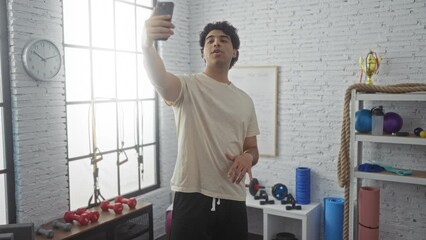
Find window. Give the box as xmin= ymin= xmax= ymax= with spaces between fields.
xmin=0 ymin=0 xmax=15 ymax=224
xmin=63 ymin=0 xmax=158 ymax=210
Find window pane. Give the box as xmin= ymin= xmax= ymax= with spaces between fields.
xmin=136 ymin=6 xmax=152 ymax=53
xmin=0 ymin=174 xmax=6 ymax=224
xmin=65 ymin=0 xmax=158 ymax=210
xmin=115 ymin=2 xmax=136 ymax=51
xmin=0 ymin=110 xmax=4 ymax=169
xmin=117 ymin=52 xmax=137 ymax=99
xmin=91 ymin=0 xmax=114 ymax=49
xmin=137 ymin=54 xmax=155 ymax=99
xmin=118 ymin=102 xmax=137 ymax=148
xmin=93 ymin=50 xmax=115 ymax=99
xmin=141 ymin=100 xmax=155 ymax=144
xmin=63 ymin=0 xmax=89 ymax=46
xmin=67 ymin=104 xmax=91 ymax=158
xmin=141 ymin=145 xmax=156 ymax=188
xmin=98 ymin=153 xmax=118 ymax=200
xmin=65 ymin=48 xmax=91 ymax=102
xmin=136 ymin=0 xmax=153 ymax=7
xmin=69 ymin=158 xmax=93 ymax=210
xmin=119 ymin=149 xmax=139 ymax=194
xmin=95 ymin=102 xmax=117 ymax=152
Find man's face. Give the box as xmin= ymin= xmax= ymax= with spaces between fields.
xmin=203 ymin=30 xmax=237 ymax=68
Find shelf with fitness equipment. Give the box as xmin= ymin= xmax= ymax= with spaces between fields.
xmin=355 ymin=92 xmax=426 ymax=101
xmin=343 ymin=86 xmax=426 ymax=240
xmin=245 ymin=194 xmax=321 ymax=240
xmin=245 ymin=178 xmax=321 ymax=240
xmin=354 ymin=133 xmax=426 ymax=145
xmin=35 ymin=201 xmax=153 ymax=240
xmin=353 ymin=168 xmax=426 ymax=186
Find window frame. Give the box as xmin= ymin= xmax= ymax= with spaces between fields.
xmin=63 ymin=0 xmax=160 ymax=209
xmin=0 ymin=0 xmax=16 ymax=224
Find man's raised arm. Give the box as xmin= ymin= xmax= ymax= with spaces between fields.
xmin=142 ymin=14 xmax=181 ymax=103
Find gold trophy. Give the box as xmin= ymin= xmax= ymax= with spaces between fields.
xmin=359 ymin=50 xmax=381 ymax=85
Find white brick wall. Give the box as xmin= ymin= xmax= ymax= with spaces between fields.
xmin=7 ymin=0 xmax=68 ymax=225
xmin=181 ymin=0 xmax=425 ymax=239
xmin=5 ymin=0 xmax=426 ymax=239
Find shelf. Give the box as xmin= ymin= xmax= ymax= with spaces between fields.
xmin=35 ymin=202 xmax=153 ymax=240
xmin=355 ymin=92 xmax=426 ymax=101
xmin=354 ymin=168 xmax=426 ymax=185
xmin=349 ymin=90 xmax=426 ymax=240
xmin=246 ymin=194 xmax=320 ymax=218
xmin=355 ymin=133 xmax=426 ymax=145
xmin=246 ymin=193 xmax=321 ymax=240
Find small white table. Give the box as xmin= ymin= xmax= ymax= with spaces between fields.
xmin=246 ymin=195 xmax=321 ymax=240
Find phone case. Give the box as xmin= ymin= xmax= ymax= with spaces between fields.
xmin=154 ymin=2 xmax=174 ymax=17
xmin=154 ymin=2 xmax=174 ymax=41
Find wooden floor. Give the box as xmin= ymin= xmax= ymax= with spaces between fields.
xmin=156 ymin=233 xmax=263 ymax=240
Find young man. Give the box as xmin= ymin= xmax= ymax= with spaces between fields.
xmin=143 ymin=14 xmax=259 ymax=240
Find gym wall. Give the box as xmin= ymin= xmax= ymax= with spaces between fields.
xmin=5 ymin=0 xmax=426 ymax=239
xmin=161 ymin=0 xmax=426 ymax=239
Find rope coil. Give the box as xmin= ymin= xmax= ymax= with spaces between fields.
xmin=338 ymin=83 xmax=426 ymax=240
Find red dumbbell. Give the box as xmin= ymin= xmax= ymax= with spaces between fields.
xmin=100 ymin=200 xmax=123 ymax=214
xmin=115 ymin=196 xmax=137 ymax=209
xmin=63 ymin=211 xmax=90 ymax=226
xmin=74 ymin=208 xmax=100 ymax=222
xmin=74 ymin=207 xmax=88 ymax=215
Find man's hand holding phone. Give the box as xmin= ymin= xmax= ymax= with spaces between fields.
xmin=142 ymin=2 xmax=175 ymax=48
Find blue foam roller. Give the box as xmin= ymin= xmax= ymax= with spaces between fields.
xmin=295 ymin=167 xmax=311 ymax=204
xmin=324 ymin=197 xmax=344 ymax=240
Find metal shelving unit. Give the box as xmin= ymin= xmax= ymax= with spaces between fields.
xmin=348 ymin=91 xmax=426 ymax=240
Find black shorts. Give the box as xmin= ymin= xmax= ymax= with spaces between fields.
xmin=170 ymin=192 xmax=248 ymax=240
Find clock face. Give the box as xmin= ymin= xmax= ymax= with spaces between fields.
xmin=22 ymin=39 xmax=61 ymax=81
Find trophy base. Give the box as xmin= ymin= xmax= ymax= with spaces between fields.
xmin=365 ymin=77 xmax=374 ymax=85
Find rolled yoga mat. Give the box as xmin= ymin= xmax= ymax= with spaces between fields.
xmin=358 ymin=186 xmax=380 ymax=240
xmin=358 ymin=224 xmax=379 ymax=240
xmin=295 ymin=167 xmax=311 ymax=204
xmin=324 ymin=197 xmax=344 ymax=240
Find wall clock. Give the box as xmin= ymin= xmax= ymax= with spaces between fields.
xmin=22 ymin=38 xmax=61 ymax=81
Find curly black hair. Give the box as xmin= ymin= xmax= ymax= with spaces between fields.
xmin=199 ymin=21 xmax=240 ymax=69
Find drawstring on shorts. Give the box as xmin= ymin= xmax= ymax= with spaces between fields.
xmin=210 ymin=197 xmax=221 ymax=211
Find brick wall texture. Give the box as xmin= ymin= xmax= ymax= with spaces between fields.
xmin=6 ymin=0 xmax=426 ymax=239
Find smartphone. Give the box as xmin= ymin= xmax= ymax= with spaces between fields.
xmin=153 ymin=2 xmax=174 ymax=19
xmin=153 ymin=2 xmax=174 ymax=41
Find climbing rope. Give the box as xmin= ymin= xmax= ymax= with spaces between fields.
xmin=338 ymin=83 xmax=426 ymax=240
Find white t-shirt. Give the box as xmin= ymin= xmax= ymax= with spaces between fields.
xmin=169 ymin=73 xmax=260 ymax=201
